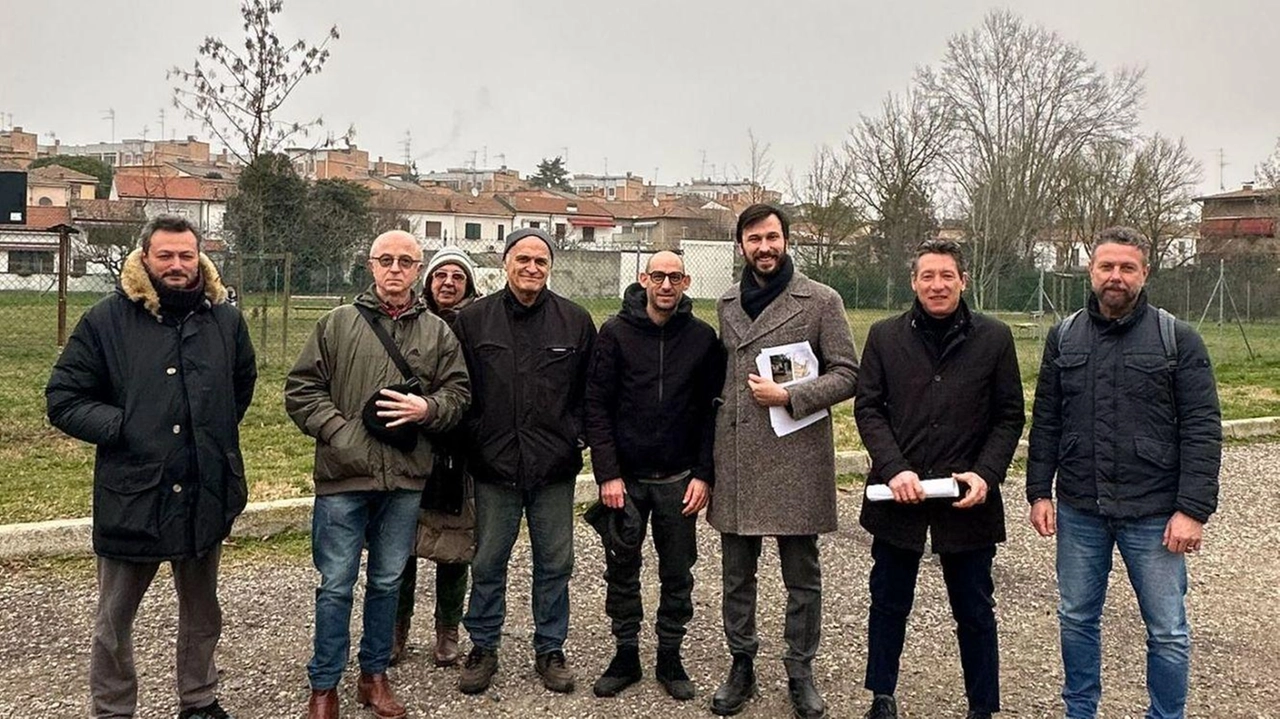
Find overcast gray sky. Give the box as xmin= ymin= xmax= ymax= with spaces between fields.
xmin=3 ymin=0 xmax=1277 ymax=196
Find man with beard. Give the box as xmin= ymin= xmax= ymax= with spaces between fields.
xmin=46 ymin=215 xmax=257 ymax=719
xmin=391 ymin=248 xmax=482 ymax=668
xmin=854 ymin=240 xmax=1024 ymax=719
xmin=584 ymin=250 xmax=723 ymax=701
xmin=709 ymin=204 xmax=859 ymax=719
xmin=1027 ymin=226 xmax=1221 ymax=719
xmin=452 ymin=228 xmax=596 ymax=696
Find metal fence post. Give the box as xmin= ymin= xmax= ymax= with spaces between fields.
xmin=57 ymin=226 xmax=71 ymax=347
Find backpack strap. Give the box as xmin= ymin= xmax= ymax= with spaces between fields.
xmin=1056 ymin=308 xmax=1087 ymax=355
xmin=1156 ymin=307 xmax=1178 ymax=373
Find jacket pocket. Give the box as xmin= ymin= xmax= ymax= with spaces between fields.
xmin=96 ymin=460 xmax=164 ymax=541
xmin=316 ymin=419 xmax=372 ymax=480
xmin=1123 ymin=353 xmax=1171 ymax=401
xmin=1054 ymin=353 xmax=1089 ymax=396
xmin=1134 ymin=436 xmax=1178 ymax=470
xmin=537 ymin=345 xmax=579 ymax=412
xmin=224 ymin=449 xmax=248 ymax=524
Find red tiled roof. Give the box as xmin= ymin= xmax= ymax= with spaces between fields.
xmin=114 ymin=174 xmax=237 ymax=202
xmin=7 ymin=205 xmax=73 ymax=231
xmin=70 ymin=199 xmax=147 ymax=223
xmin=502 ymin=192 xmax=611 ymax=218
xmin=29 ymin=164 xmax=98 ymax=184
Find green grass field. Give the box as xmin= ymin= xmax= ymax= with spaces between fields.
xmin=2 ymin=291 xmax=1277 ymax=524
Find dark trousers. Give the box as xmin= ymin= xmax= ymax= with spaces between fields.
xmin=864 ymin=538 xmax=1000 ymax=713
xmin=90 ymin=546 xmax=222 ymax=719
xmin=603 ymin=477 xmax=698 ymax=649
xmin=721 ymin=533 xmax=822 ymax=679
xmin=396 ymin=558 xmax=469 ymax=627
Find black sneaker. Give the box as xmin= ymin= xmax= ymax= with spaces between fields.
xmin=593 ymin=645 xmax=642 ymax=697
xmin=864 ymin=694 xmax=898 ymax=719
xmin=535 ymin=649 xmax=576 ymax=693
xmin=710 ymin=653 xmax=756 ymax=716
xmin=966 ymin=712 xmax=993 ymax=719
xmin=458 ymin=646 xmax=499 ymax=695
xmin=178 ymin=701 xmax=231 ymax=719
xmin=655 ymin=646 xmax=695 ymax=701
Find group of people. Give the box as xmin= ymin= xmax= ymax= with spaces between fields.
xmin=46 ymin=206 xmax=1221 ymax=719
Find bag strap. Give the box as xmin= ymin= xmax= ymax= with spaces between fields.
xmin=1056 ymin=308 xmax=1086 ymax=355
xmin=1156 ymin=307 xmax=1178 ymax=373
xmin=354 ymin=304 xmax=420 ymax=389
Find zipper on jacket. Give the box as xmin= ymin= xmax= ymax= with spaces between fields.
xmin=658 ymin=327 xmax=665 ymax=403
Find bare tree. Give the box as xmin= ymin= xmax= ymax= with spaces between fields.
xmin=169 ymin=0 xmax=343 ymax=164
xmin=844 ymin=88 xmax=950 ymax=270
xmin=745 ymin=128 xmax=775 ymax=203
xmin=1128 ymin=134 xmax=1202 ymax=272
xmin=920 ymin=9 xmax=1145 ymax=306
xmin=786 ymin=144 xmax=864 ymax=276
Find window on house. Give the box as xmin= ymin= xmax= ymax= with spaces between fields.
xmin=71 ymin=256 xmax=88 ymax=277
xmin=582 ymin=226 xmax=595 ymax=243
xmin=498 ymin=224 xmax=505 ymax=240
xmin=424 ymin=221 xmax=443 ymax=238
xmin=465 ymin=223 xmax=482 ymax=240
xmin=528 ymin=221 xmax=541 ymax=229
xmin=555 ymin=223 xmax=566 ymax=241
xmin=37 ymin=196 xmax=53 ymax=207
xmin=9 ymin=250 xmax=55 ymax=275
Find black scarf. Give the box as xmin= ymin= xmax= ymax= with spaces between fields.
xmin=739 ymin=254 xmax=794 ymax=320
xmin=152 ymin=274 xmax=206 ymax=317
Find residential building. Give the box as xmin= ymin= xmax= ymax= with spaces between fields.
xmin=27 ymin=165 xmax=99 ymax=206
xmin=287 ymin=145 xmax=371 ymax=181
xmin=500 ymin=191 xmax=616 ymax=247
xmin=1194 ymin=183 xmax=1279 ymax=258
xmin=570 ymin=173 xmax=647 ymax=201
xmin=46 ymin=136 xmax=213 ymax=168
xmin=601 ymin=199 xmax=733 ymax=250
xmin=0 ymin=126 xmax=39 ymax=167
xmin=373 ymin=189 xmax=514 ymax=253
xmin=419 ymin=166 xmax=525 ymax=193
xmin=647 ymin=178 xmax=782 ymax=204
xmin=111 ymin=173 xmax=236 ymax=242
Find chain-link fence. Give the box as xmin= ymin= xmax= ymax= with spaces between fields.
xmin=4 ymin=225 xmax=1279 ymax=520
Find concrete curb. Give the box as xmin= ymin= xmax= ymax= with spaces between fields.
xmin=2 ymin=418 xmax=1273 ymax=561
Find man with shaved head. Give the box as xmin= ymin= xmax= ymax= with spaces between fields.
xmin=286 ymin=230 xmax=471 ymax=719
xmin=584 ymin=250 xmax=724 ymax=701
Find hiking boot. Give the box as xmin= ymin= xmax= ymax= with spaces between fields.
xmin=864 ymin=694 xmax=898 ymax=719
xmin=593 ymin=645 xmax=642 ymax=697
xmin=710 ymin=653 xmax=756 ymax=715
xmin=458 ymin=646 xmax=499 ymax=694
xmin=535 ymin=649 xmax=576 ymax=693
xmin=433 ymin=622 xmax=460 ymax=667
xmin=389 ymin=618 xmax=410 ymax=667
xmin=178 ymin=701 xmax=231 ymax=719
xmin=788 ymin=677 xmax=827 ymax=719
xmin=655 ymin=646 xmax=695 ymax=701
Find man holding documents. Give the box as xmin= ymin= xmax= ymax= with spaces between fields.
xmin=709 ymin=203 xmax=859 ymax=719
xmin=1027 ymin=227 xmax=1221 ymax=719
xmin=854 ymin=239 xmax=1024 ymax=719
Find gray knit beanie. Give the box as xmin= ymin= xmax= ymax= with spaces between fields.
xmin=503 ymin=227 xmax=555 ymax=259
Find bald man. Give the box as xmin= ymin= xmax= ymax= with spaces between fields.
xmin=286 ymin=230 xmax=471 ymax=719
xmin=584 ymin=251 xmax=725 ymax=700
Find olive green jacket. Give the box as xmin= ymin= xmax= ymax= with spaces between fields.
xmin=285 ymin=287 xmax=471 ymax=495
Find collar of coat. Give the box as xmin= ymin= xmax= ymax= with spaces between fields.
xmin=119 ymin=248 xmax=228 ymax=320
xmin=719 ymin=269 xmax=817 ymax=348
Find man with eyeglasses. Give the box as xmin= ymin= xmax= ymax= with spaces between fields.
xmin=451 ymin=228 xmax=597 ymax=695
xmin=854 ymin=240 xmax=1024 ymax=719
xmin=583 ymin=250 xmax=724 ymax=701
xmin=286 ymin=230 xmax=471 ymax=719
xmin=391 ymin=248 xmax=481 ymax=668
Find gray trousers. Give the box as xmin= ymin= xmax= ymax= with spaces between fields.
xmin=721 ymin=533 xmax=822 ymax=679
xmin=91 ymin=546 xmax=222 ymax=718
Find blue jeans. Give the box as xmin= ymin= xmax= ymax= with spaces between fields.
xmin=464 ymin=480 xmax=574 ymax=655
xmin=1056 ymin=502 xmax=1190 ymax=719
xmin=308 ymin=490 xmax=420 ymax=690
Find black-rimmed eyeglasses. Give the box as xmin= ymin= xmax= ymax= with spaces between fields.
xmin=370 ymin=255 xmax=421 ymax=269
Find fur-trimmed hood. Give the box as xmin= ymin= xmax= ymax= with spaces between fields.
xmin=118 ymin=248 xmax=228 ymax=319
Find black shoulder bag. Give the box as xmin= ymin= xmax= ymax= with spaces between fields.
xmin=355 ymin=305 xmax=424 ymax=452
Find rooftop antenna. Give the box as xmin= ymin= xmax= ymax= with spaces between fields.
xmin=158 ymin=107 xmax=166 ymax=140
xmin=483 ymin=145 xmax=488 ymax=169
xmin=1215 ymin=148 xmax=1227 ymax=190
xmin=495 ymin=152 xmax=506 ymax=168
xmin=102 ymin=108 xmax=116 ymax=142
xmin=400 ymin=130 xmax=412 ymax=167
xmin=561 ymin=146 xmax=569 ymax=165
xmin=603 ymin=156 xmax=608 ymax=176
xmin=699 ymin=149 xmax=707 ymax=180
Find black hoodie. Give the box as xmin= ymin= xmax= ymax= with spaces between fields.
xmin=585 ymin=283 xmax=725 ymax=484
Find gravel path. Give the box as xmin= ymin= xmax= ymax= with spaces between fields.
xmin=2 ymin=442 xmax=1278 ymax=719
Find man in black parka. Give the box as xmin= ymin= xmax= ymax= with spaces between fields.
xmin=46 ymin=215 xmax=257 ymax=719
xmin=854 ymin=240 xmax=1024 ymax=719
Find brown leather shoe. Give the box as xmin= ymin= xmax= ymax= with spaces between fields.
xmin=356 ymin=673 xmax=406 ymax=719
xmin=306 ymin=688 xmax=339 ymax=719
xmin=389 ymin=619 xmax=410 ymax=667
xmin=433 ymin=622 xmax=460 ymax=666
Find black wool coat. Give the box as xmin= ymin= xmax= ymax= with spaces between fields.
xmin=855 ymin=301 xmax=1024 ymax=553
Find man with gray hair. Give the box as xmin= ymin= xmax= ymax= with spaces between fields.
xmin=1027 ymin=226 xmax=1221 ymax=719
xmin=286 ymin=230 xmax=471 ymax=719
xmin=47 ymin=215 xmax=257 ymax=719
xmin=452 ymin=227 xmax=597 ymax=696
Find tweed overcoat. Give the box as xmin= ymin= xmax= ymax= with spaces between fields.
xmin=709 ymin=271 xmax=859 ymax=536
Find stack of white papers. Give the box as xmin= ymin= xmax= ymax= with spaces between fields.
xmin=755 ymin=341 xmax=827 ymax=437
xmin=865 ymin=477 xmax=961 ymax=502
